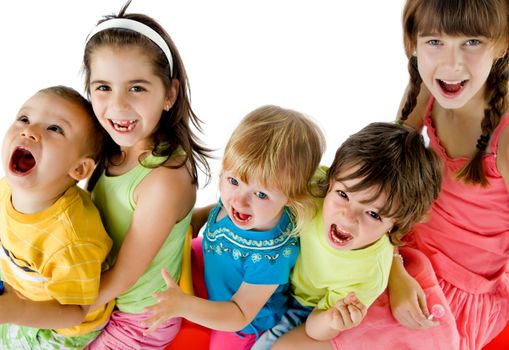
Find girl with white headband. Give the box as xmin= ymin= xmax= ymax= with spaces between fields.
xmin=83 ymin=1 xmax=210 ymax=348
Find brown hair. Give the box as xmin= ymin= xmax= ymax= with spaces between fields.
xmin=83 ymin=0 xmax=210 ymax=188
xmin=400 ymin=0 xmax=509 ymax=186
xmin=223 ymin=105 xmax=325 ymax=234
xmin=317 ymin=122 xmax=443 ymax=245
xmin=38 ymin=85 xmax=106 ymax=163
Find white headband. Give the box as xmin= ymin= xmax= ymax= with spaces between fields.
xmin=86 ymin=18 xmax=173 ymax=75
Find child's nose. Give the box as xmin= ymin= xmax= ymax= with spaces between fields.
xmin=342 ymin=205 xmax=359 ymax=225
xmin=111 ymin=91 xmax=129 ymax=110
xmin=232 ymin=191 xmax=249 ymax=208
xmin=20 ymin=125 xmax=40 ymax=142
xmin=442 ymin=46 xmax=463 ymax=70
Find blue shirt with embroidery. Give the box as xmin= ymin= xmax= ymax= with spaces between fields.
xmin=202 ymin=201 xmax=299 ymax=335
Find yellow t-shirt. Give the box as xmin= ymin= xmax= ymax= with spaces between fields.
xmin=0 ymin=178 xmax=113 ymax=336
xmin=291 ymin=202 xmax=393 ymax=310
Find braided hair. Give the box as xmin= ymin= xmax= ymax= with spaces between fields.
xmin=400 ymin=0 xmax=509 ymax=186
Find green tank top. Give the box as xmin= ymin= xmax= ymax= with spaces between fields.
xmin=92 ymin=154 xmax=192 ymax=313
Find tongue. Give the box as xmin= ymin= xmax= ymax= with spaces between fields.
xmin=442 ymin=81 xmax=462 ymax=93
xmin=237 ymin=212 xmax=250 ymax=220
xmin=13 ymin=149 xmax=36 ymax=173
xmin=332 ymin=224 xmax=351 ymax=240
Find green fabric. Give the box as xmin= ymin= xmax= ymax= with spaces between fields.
xmin=291 ymin=202 xmax=393 ymax=309
xmin=92 ymin=153 xmax=191 ymax=313
xmin=0 ymin=324 xmax=99 ymax=349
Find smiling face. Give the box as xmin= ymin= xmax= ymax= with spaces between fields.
xmin=88 ymin=45 xmax=173 ymax=151
xmin=219 ymin=169 xmax=289 ymax=231
xmin=2 ymin=91 xmax=94 ymax=194
xmin=322 ymin=173 xmax=396 ymax=251
xmin=416 ymin=34 xmax=501 ymax=109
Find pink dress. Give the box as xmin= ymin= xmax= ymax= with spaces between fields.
xmin=332 ymin=98 xmax=509 ymax=350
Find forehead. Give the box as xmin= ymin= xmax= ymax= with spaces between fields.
xmin=89 ymin=45 xmax=155 ymax=77
xmin=22 ymin=92 xmax=92 ymax=129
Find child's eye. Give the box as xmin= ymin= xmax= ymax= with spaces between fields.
xmin=465 ymin=39 xmax=481 ymax=47
xmin=255 ymin=191 xmax=268 ymax=200
xmin=228 ymin=177 xmax=239 ymax=186
xmin=130 ymin=86 xmax=145 ymax=92
xmin=426 ymin=39 xmax=441 ymax=46
xmin=47 ymin=125 xmax=64 ymax=134
xmin=17 ymin=116 xmax=29 ymax=124
xmin=336 ymin=190 xmax=348 ymax=200
xmin=367 ymin=210 xmax=382 ymax=222
xmin=96 ymin=85 xmax=110 ymax=92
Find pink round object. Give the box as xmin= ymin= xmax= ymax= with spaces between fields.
xmin=431 ymin=304 xmax=445 ymax=319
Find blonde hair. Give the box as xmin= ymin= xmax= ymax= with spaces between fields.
xmin=222 ymin=105 xmax=325 ymax=234
xmin=400 ymin=0 xmax=509 ymax=186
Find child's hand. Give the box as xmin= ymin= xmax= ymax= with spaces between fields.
xmin=330 ymin=292 xmax=367 ymax=331
xmin=388 ymin=268 xmax=438 ymax=329
xmin=143 ymin=269 xmax=186 ymax=334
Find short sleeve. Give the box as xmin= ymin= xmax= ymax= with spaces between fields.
xmin=43 ymin=241 xmax=109 ymax=305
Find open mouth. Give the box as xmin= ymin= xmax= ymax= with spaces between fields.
xmin=110 ymin=119 xmax=138 ymax=132
xmin=10 ymin=147 xmax=36 ymax=175
xmin=231 ymin=207 xmax=252 ymax=224
xmin=437 ymin=79 xmax=468 ymax=95
xmin=329 ymin=224 xmax=353 ymax=247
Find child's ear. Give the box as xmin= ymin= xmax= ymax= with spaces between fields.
xmin=69 ymin=157 xmax=96 ymax=181
xmin=163 ymin=79 xmax=180 ymax=111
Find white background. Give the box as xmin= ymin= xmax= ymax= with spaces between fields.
xmin=0 ymin=0 xmax=407 ymax=206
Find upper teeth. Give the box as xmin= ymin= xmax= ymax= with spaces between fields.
xmin=440 ymin=80 xmax=463 ymax=84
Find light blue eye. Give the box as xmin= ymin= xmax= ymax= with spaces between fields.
xmin=255 ymin=192 xmax=268 ymax=200
xmin=228 ymin=177 xmax=239 ymax=186
xmin=465 ymin=39 xmax=481 ymax=46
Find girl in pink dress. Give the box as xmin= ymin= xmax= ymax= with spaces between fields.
xmin=328 ymin=0 xmax=509 ymax=349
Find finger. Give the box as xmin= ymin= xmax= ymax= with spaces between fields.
xmin=346 ymin=304 xmax=365 ymax=325
xmin=345 ymin=292 xmax=359 ymax=305
xmin=350 ymin=300 xmax=367 ymax=318
xmin=143 ymin=318 xmax=163 ymax=336
xmin=415 ymin=294 xmax=439 ymax=328
xmin=160 ymin=269 xmax=177 ymax=288
xmin=335 ymin=301 xmax=354 ymax=328
xmin=330 ymin=308 xmax=344 ymax=330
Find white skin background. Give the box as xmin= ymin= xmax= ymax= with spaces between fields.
xmin=0 ymin=0 xmax=407 ymax=206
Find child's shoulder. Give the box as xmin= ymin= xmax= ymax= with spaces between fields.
xmin=59 ymin=185 xmax=112 ymax=248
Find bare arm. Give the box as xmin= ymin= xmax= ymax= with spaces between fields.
xmin=0 ymin=282 xmax=88 ymax=329
xmin=191 ymin=204 xmax=215 ymax=238
xmin=388 ymin=250 xmax=438 ymax=329
xmin=143 ymin=269 xmax=278 ymax=333
xmin=91 ymin=165 xmax=196 ymax=309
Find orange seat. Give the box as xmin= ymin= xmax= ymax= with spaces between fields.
xmin=166 ymin=236 xmax=210 ymax=350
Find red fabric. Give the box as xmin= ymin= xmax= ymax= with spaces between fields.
xmin=165 ymin=237 xmax=210 ymax=350
xmin=483 ymin=322 xmax=509 ymax=350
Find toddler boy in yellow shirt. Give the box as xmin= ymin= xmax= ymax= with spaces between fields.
xmin=0 ymin=86 xmax=114 ymax=349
